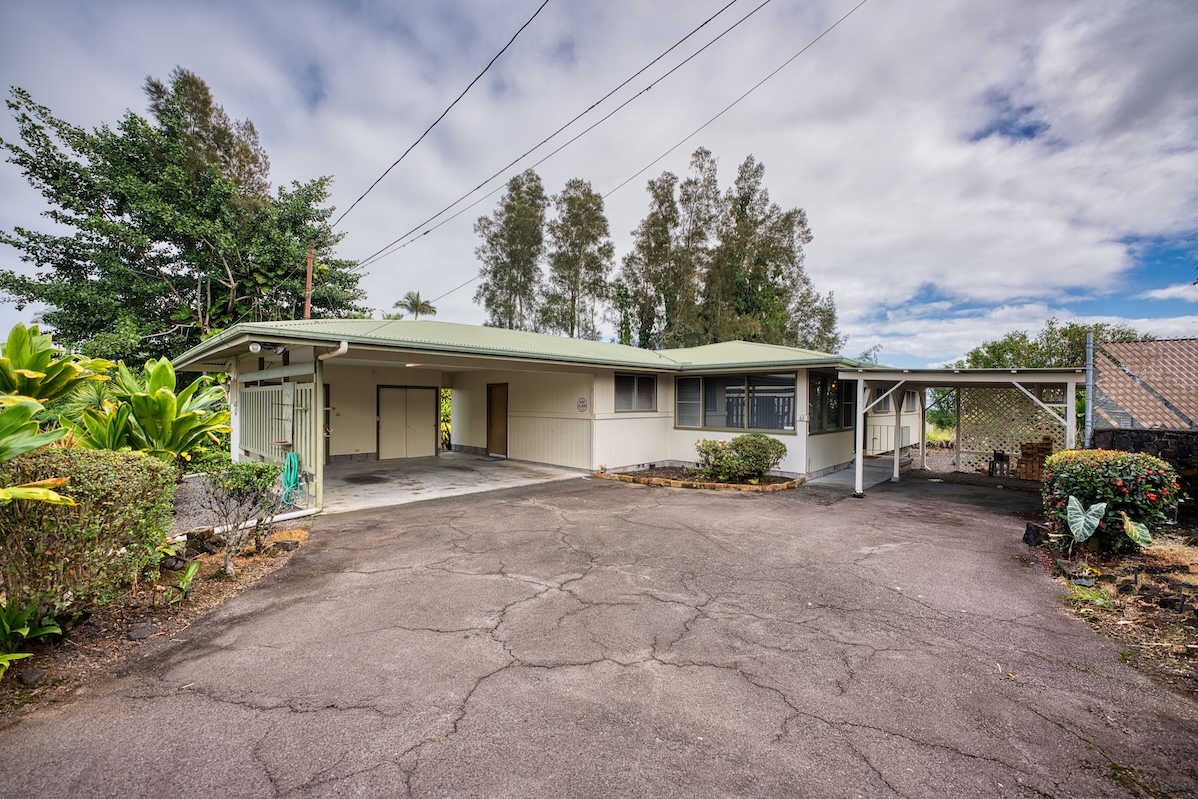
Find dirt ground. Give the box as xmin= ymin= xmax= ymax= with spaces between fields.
xmin=0 ymin=528 xmax=308 ymax=718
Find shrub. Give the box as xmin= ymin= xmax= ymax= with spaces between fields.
xmin=696 ymin=433 xmax=788 ymax=483
xmin=0 ymin=449 xmax=177 ymax=617
xmin=201 ymin=461 xmax=283 ymax=576
xmin=1042 ymin=449 xmax=1180 ymax=553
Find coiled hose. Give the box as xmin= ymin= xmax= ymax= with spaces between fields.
xmin=281 ymin=452 xmax=302 ymax=508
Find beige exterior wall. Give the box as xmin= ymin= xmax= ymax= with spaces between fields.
xmin=450 ymin=368 xmax=594 ymax=470
xmin=806 ymin=430 xmax=856 ymax=474
xmin=324 ymin=364 xmax=442 ymax=458
xmin=591 ymin=370 xmax=675 ymax=470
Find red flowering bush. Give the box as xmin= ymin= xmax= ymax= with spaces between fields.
xmin=1042 ymin=449 xmax=1179 ymax=553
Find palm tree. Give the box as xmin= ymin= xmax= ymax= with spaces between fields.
xmin=392 ymin=291 xmax=437 ymax=320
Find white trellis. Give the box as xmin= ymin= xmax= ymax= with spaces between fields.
xmin=956 ymin=386 xmax=1067 ymax=472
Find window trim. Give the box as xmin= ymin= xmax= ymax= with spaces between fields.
xmin=808 ymin=373 xmax=856 ymax=435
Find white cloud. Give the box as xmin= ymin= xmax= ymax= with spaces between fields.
xmin=1139 ymin=283 xmax=1198 ymax=302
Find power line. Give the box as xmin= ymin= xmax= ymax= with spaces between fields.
xmin=330 ymin=0 xmax=553 ymax=229
xmin=412 ymin=0 xmax=873 ymax=308
xmin=355 ymin=0 xmax=764 ymax=269
xmin=604 ymin=0 xmax=872 ymax=198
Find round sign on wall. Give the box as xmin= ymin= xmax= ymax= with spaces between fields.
xmin=577 ymin=397 xmax=588 ymax=413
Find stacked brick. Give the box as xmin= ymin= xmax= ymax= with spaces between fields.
xmin=1013 ymin=435 xmax=1054 ymax=480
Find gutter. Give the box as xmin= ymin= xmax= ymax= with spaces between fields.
xmin=317 ymin=341 xmax=349 ymax=361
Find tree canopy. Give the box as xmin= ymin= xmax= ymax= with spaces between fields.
xmin=0 ymin=69 xmax=366 ymax=363
xmin=392 ymin=291 xmax=437 ymax=320
xmin=616 ymin=148 xmax=843 ymax=352
xmin=961 ymin=318 xmax=1151 ymax=369
xmin=473 ymin=170 xmax=547 ymax=331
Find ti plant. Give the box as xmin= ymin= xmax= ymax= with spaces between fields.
xmin=0 ymin=398 xmax=73 ymax=506
xmin=167 ymin=560 xmax=201 ymax=606
xmin=1 ymin=599 xmax=62 ymax=680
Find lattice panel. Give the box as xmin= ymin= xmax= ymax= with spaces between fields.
xmin=957 ymin=387 xmax=1066 ymax=473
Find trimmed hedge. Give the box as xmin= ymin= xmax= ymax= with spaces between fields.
xmin=696 ymin=433 xmax=788 ymax=484
xmin=1042 ymin=449 xmax=1180 ymax=553
xmin=0 ymin=449 xmax=177 ymax=617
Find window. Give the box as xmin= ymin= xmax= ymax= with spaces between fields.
xmin=872 ymin=388 xmax=891 ymax=413
xmin=675 ymin=374 xmax=796 ymax=431
xmin=904 ymin=390 xmax=919 ymax=413
xmin=809 ymin=374 xmax=856 ymax=432
xmin=676 ymin=377 xmax=701 ymax=427
xmin=615 ymin=373 xmax=656 ymax=411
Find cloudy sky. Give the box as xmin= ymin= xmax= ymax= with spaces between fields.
xmin=1 ymin=0 xmax=1195 ymax=367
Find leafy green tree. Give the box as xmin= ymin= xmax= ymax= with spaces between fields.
xmin=618 ymin=148 xmax=843 ymax=352
xmin=0 ymin=72 xmax=365 ymax=364
xmin=540 ymin=179 xmax=614 ymax=339
xmin=962 ymin=318 xmax=1150 ymax=368
xmin=392 ymin=291 xmax=437 ymax=320
xmin=473 ymin=170 xmax=547 ymax=331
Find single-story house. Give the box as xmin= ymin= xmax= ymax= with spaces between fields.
xmin=174 ymin=319 xmax=1085 ymax=506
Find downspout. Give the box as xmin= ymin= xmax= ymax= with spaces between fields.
xmin=1084 ymin=331 xmax=1094 ymax=449
xmin=313 ymin=342 xmax=349 ymax=512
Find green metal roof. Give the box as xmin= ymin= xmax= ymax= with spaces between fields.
xmin=174 ymin=319 xmax=867 ymax=372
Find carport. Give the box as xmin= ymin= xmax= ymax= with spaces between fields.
xmin=838 ymin=367 xmax=1086 ymax=496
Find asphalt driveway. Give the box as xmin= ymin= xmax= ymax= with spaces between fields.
xmin=1 ymin=477 xmax=1196 ymax=798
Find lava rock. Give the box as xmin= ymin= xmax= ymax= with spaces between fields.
xmin=271 ymin=539 xmax=299 ymax=552
xmin=17 ymin=668 xmax=45 ymax=686
xmin=1023 ymin=522 xmax=1049 ymax=547
xmin=129 ymin=623 xmax=157 ymax=641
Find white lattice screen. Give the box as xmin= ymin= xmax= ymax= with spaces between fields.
xmin=956 ymin=387 xmax=1066 ymax=472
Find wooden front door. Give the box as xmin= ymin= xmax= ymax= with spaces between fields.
xmin=487 ymin=383 xmax=508 ymax=457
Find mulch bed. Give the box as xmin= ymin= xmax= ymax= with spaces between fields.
xmin=1032 ymin=525 xmax=1198 ymax=699
xmin=601 ymin=466 xmax=801 ymax=491
xmin=0 ymin=529 xmax=308 ymax=720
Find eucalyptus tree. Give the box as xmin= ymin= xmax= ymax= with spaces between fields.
xmin=540 ymin=179 xmax=614 ymax=339
xmin=473 ymin=170 xmax=547 ymax=331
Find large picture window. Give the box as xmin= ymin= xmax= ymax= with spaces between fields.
xmin=809 ymin=374 xmax=856 ymax=432
xmin=615 ymin=373 xmax=656 ymax=411
xmin=675 ymin=374 xmax=795 ymax=432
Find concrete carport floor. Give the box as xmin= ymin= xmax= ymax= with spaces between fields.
xmin=319 ymin=450 xmax=584 ymax=513
xmin=2 ymin=479 xmax=1196 ymax=798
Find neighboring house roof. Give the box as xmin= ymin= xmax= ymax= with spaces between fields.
xmin=174 ymin=319 xmax=872 ymax=373
xmin=1095 ymin=338 xmax=1198 ymax=429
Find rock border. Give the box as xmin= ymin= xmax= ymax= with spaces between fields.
xmin=594 ymin=471 xmax=804 ymax=492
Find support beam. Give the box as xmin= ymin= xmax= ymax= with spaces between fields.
xmin=854 ymin=377 xmax=865 ymax=497
xmin=955 ymin=388 xmax=962 ymax=472
xmin=313 ymin=357 xmax=325 ymax=512
xmin=1066 ymin=378 xmax=1078 ymax=449
xmin=919 ymin=388 xmax=927 ymax=470
xmin=892 ymin=386 xmax=901 ymax=482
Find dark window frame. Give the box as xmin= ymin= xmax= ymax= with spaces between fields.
xmin=674 ymin=374 xmax=797 ymax=434
xmin=615 ymin=373 xmax=657 ymax=412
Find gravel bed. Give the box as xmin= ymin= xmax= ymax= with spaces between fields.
xmin=169 ymin=475 xmax=220 ymax=536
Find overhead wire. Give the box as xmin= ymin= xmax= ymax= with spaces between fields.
xmin=355 ymin=0 xmax=764 ymax=269
xmin=331 ymin=0 xmax=553 ymax=229
xmin=411 ymin=0 xmax=873 ymax=307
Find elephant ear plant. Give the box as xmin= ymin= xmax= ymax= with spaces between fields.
xmin=1051 ymin=496 xmax=1107 ymax=556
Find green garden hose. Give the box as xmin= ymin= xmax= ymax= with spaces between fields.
xmin=281 ymin=452 xmax=302 ymax=508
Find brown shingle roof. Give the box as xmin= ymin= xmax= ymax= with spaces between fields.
xmin=1095 ymin=338 xmax=1198 ymax=429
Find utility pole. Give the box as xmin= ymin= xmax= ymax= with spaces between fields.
xmin=304 ymin=240 xmax=314 ymax=320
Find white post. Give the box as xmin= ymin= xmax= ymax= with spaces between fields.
xmin=892 ymin=385 xmax=901 ymax=482
xmin=954 ymin=388 xmax=963 ymax=472
xmin=919 ymin=387 xmax=927 ymax=470
xmin=313 ymin=356 xmax=325 ymax=512
xmin=227 ymin=358 xmax=242 ymax=463
xmin=854 ymin=378 xmax=866 ymax=497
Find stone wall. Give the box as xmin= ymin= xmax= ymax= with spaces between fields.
xmin=1094 ymin=428 xmax=1198 ymax=519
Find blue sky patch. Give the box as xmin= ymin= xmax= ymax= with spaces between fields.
xmin=971 ymin=90 xmax=1050 ymax=142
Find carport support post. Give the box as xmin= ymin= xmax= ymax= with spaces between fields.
xmin=955 ymin=389 xmax=962 ymax=471
xmin=892 ymin=385 xmax=901 ymax=482
xmin=1066 ymin=378 xmax=1078 ymax=450
xmin=853 ymin=378 xmax=865 ymax=497
xmin=313 ymin=356 xmax=325 ymax=511
xmin=918 ymin=388 xmax=927 ymax=470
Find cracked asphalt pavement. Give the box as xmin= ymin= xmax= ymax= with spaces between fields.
xmin=2 ymin=477 xmax=1196 ymax=798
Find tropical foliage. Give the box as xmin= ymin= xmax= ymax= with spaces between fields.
xmin=0 ymin=448 xmax=178 ymax=618
xmin=392 ymin=291 xmax=437 ymax=320
xmin=1042 ymin=449 xmax=1179 ymax=553
xmin=695 ymin=433 xmax=788 ymax=484
xmin=0 ymin=69 xmax=366 ymax=364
